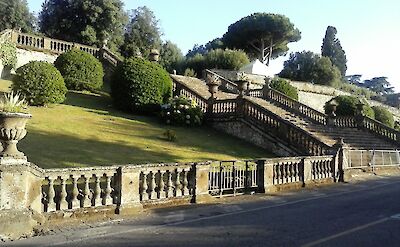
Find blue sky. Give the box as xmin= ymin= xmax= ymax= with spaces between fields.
xmin=27 ymin=0 xmax=400 ymax=91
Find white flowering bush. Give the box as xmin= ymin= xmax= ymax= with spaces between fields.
xmin=160 ymin=96 xmax=203 ymax=126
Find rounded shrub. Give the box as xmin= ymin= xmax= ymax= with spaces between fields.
xmin=324 ymin=95 xmax=374 ymax=118
xmin=372 ymin=106 xmax=394 ymax=128
xmin=111 ymin=57 xmax=173 ymax=113
xmin=270 ymin=77 xmax=298 ymax=100
xmin=160 ymin=96 xmax=203 ymax=126
xmin=13 ymin=61 xmax=67 ymax=106
xmin=54 ymin=49 xmax=104 ymax=91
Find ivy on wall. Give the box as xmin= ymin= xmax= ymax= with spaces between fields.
xmin=0 ymin=39 xmax=17 ymax=68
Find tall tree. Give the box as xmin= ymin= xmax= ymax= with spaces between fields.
xmin=345 ymin=74 xmax=362 ymax=85
xmin=121 ymin=6 xmax=162 ymax=58
xmin=362 ymin=77 xmax=394 ymax=95
xmin=279 ymin=51 xmax=341 ymax=87
xmin=39 ymin=0 xmax=128 ymax=51
xmin=0 ymin=0 xmax=35 ymax=32
xmin=321 ymin=26 xmax=347 ymax=76
xmin=159 ymin=41 xmax=184 ymax=73
xmin=222 ymin=13 xmax=301 ymax=65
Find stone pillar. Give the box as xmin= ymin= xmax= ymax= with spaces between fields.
xmin=117 ymin=166 xmax=143 ymax=215
xmin=327 ymin=100 xmax=338 ymax=126
xmin=302 ymin=157 xmax=313 ymax=186
xmin=193 ymin=163 xmax=214 ymax=203
xmin=262 ymin=77 xmax=271 ymax=100
xmin=262 ymin=159 xmax=275 ymax=193
xmin=355 ymin=102 xmax=365 ymax=128
xmin=333 ymin=138 xmax=346 ymax=182
xmin=0 ymin=160 xmax=45 ymax=240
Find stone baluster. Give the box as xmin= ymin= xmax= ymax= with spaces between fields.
xmin=148 ymin=171 xmax=157 ymax=200
xmin=166 ymin=171 xmax=173 ymax=198
xmin=59 ymin=177 xmax=68 ymax=210
xmin=158 ymin=170 xmax=165 ymax=199
xmin=82 ymin=175 xmax=91 ymax=208
xmin=47 ymin=177 xmax=56 ymax=212
xmin=140 ymin=172 xmax=149 ymax=201
xmin=182 ymin=169 xmax=189 ymax=196
xmin=70 ymin=175 xmax=80 ymax=209
xmin=175 ymin=169 xmax=182 ymax=197
xmin=94 ymin=175 xmax=102 ymax=206
xmin=103 ymin=174 xmax=113 ymax=205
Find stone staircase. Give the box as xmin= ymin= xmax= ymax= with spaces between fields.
xmin=171 ymin=73 xmax=399 ymax=156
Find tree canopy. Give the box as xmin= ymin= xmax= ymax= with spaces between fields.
xmin=321 ymin=26 xmax=347 ymax=76
xmin=0 ymin=0 xmax=35 ymax=32
xmin=39 ymin=0 xmax=128 ymax=51
xmin=222 ymin=13 xmax=301 ymax=65
xmin=279 ymin=51 xmax=341 ymax=87
xmin=159 ymin=41 xmax=184 ymax=73
xmin=121 ymin=6 xmax=162 ymax=58
xmin=362 ymin=77 xmax=394 ymax=95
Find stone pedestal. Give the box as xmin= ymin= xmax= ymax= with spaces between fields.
xmin=194 ymin=163 xmax=214 ymax=203
xmin=116 ymin=166 xmax=143 ymax=215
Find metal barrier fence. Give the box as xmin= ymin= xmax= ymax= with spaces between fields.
xmin=208 ymin=160 xmax=259 ymax=196
xmin=345 ymin=149 xmax=400 ymax=169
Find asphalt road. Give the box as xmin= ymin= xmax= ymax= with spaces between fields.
xmin=6 ymin=175 xmax=400 ymax=247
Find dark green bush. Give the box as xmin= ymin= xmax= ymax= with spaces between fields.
xmin=160 ymin=96 xmax=203 ymax=126
xmin=372 ymin=106 xmax=394 ymax=128
xmin=13 ymin=61 xmax=67 ymax=106
xmin=111 ymin=57 xmax=172 ymax=113
xmin=54 ymin=49 xmax=104 ymax=91
xmin=270 ymin=77 xmax=298 ymax=100
xmin=324 ymin=95 xmax=374 ymax=118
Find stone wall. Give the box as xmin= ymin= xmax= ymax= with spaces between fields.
xmin=16 ymin=48 xmax=57 ymax=68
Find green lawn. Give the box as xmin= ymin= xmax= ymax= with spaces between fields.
xmin=14 ymin=90 xmax=273 ymax=169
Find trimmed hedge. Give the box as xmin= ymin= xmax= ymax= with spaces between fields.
xmin=54 ymin=49 xmax=104 ymax=91
xmin=13 ymin=61 xmax=67 ymax=106
xmin=111 ymin=57 xmax=172 ymax=113
xmin=324 ymin=95 xmax=374 ymax=118
xmin=270 ymin=77 xmax=298 ymax=100
xmin=372 ymin=106 xmax=394 ymax=128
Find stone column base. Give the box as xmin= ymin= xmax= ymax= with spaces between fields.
xmin=194 ymin=194 xmax=215 ymax=204
xmin=0 ymin=209 xmax=44 ymax=241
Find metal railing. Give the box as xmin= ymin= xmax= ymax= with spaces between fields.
xmin=345 ymin=149 xmax=400 ymax=169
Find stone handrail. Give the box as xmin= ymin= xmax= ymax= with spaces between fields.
xmin=209 ymin=97 xmax=333 ymax=156
xmin=10 ymin=30 xmax=100 ymax=57
xmin=241 ymin=99 xmax=332 ymax=156
xmin=263 ymin=88 xmax=328 ymax=125
xmin=334 ymin=116 xmax=357 ymax=127
xmin=361 ymin=116 xmax=400 ymax=143
xmin=204 ymin=69 xmax=238 ymax=93
xmin=172 ymin=79 xmax=208 ymax=112
xmin=100 ymin=47 xmax=123 ymax=67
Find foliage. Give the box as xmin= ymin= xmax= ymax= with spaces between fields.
xmin=121 ymin=6 xmax=162 ymax=58
xmin=321 ymin=26 xmax=347 ymax=76
xmin=279 ymin=51 xmax=341 ymax=87
xmin=159 ymin=41 xmax=184 ymax=73
xmin=324 ymin=95 xmax=374 ymax=118
xmin=163 ymin=129 xmax=177 ymax=142
xmin=111 ymin=57 xmax=172 ymax=113
xmin=345 ymin=74 xmax=362 ymax=86
xmin=222 ymin=13 xmax=301 ymax=65
xmin=372 ymin=106 xmax=394 ymax=128
xmin=0 ymin=91 xmax=28 ymax=113
xmin=339 ymin=83 xmax=375 ymax=99
xmin=54 ymin=49 xmax=104 ymax=91
xmin=362 ymin=77 xmax=394 ymax=95
xmin=182 ymin=49 xmax=249 ymax=77
xmin=0 ymin=38 xmax=17 ymax=68
xmin=186 ymin=38 xmax=224 ymax=58
xmin=13 ymin=61 xmax=67 ymax=106
xmin=0 ymin=0 xmax=35 ymax=32
xmin=270 ymin=77 xmax=298 ymax=100
xmin=184 ymin=68 xmax=196 ymax=77
xmin=160 ymin=96 xmax=203 ymax=127
xmin=39 ymin=0 xmax=128 ymax=51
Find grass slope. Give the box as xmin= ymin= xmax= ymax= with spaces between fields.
xmin=17 ymin=91 xmax=273 ymax=169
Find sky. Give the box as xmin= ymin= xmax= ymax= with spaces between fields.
xmin=27 ymin=0 xmax=400 ymax=92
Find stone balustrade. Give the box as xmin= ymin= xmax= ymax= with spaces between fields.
xmin=263 ymin=88 xmax=328 ymax=125
xmin=204 ymin=69 xmax=238 ymax=93
xmin=172 ymin=80 xmax=208 ymax=112
xmin=334 ymin=116 xmax=357 ymax=127
xmin=361 ymin=116 xmax=400 ymax=143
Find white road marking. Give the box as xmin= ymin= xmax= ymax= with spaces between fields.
xmin=301 ymin=217 xmax=389 ymax=247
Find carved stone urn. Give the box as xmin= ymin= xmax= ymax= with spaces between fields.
xmin=236 ymin=80 xmax=248 ymax=97
xmin=207 ymin=81 xmax=219 ymax=100
xmin=0 ymin=112 xmax=31 ymax=159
